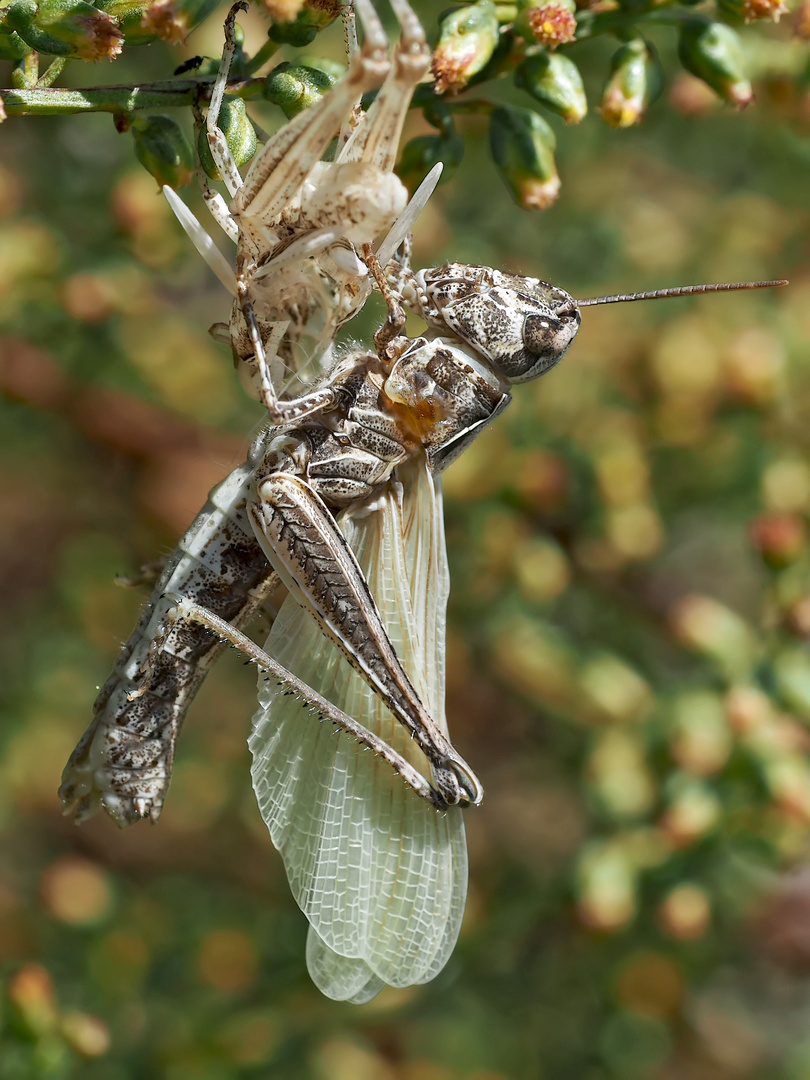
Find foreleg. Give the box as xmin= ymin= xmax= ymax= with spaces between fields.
xmin=206 ymin=2 xmax=248 ymax=200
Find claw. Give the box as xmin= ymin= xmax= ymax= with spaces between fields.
xmin=434 ymin=752 xmax=484 ymax=809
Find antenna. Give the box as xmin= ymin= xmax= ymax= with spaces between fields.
xmin=575 ymin=279 xmax=788 ymax=309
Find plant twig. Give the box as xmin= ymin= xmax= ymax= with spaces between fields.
xmin=0 ymin=76 xmax=266 ymax=117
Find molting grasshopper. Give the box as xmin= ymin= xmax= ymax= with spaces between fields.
xmin=59 ymin=0 xmax=789 ymax=1005
xmin=60 ymin=258 xmax=785 ymax=1002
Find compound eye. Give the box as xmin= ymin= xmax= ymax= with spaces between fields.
xmin=504 ymin=306 xmax=581 ymax=384
xmin=522 ymin=312 xmax=563 ymax=356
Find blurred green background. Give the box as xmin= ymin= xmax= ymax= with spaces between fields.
xmin=1 ymin=1 xmax=810 ymax=1076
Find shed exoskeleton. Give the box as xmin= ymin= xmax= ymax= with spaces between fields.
xmin=165 ymin=0 xmax=440 ymax=424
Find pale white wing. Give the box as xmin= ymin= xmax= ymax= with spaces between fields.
xmin=248 ymin=460 xmax=467 ymax=1003
xmin=162 ymin=185 xmax=237 ymax=295
xmin=375 ymin=163 xmax=443 ymax=269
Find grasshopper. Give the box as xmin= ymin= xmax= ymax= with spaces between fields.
xmin=60 ymin=258 xmax=786 ymax=1001
xmin=60 ymin=0 xmax=789 ymax=1008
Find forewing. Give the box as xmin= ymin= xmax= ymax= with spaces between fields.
xmin=248 ymin=460 xmax=467 ymax=1002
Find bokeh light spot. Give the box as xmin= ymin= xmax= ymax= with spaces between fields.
xmin=197 ymin=929 xmax=259 ymax=992
xmin=41 ymin=857 xmax=113 ymax=927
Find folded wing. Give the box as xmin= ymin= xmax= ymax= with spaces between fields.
xmin=248 ymin=459 xmax=468 ymax=1003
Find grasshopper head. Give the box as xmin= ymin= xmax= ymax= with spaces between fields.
xmin=406 ymin=267 xmax=788 ymax=389
xmin=407 ymin=263 xmax=581 ymax=385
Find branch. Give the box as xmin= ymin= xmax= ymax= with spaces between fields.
xmin=0 ymin=76 xmax=266 ymax=117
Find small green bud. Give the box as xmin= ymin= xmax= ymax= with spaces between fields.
xmin=139 ymin=0 xmax=221 ymax=45
xmin=599 ymin=38 xmax=662 ymax=128
xmin=515 ymin=51 xmax=587 ymax=123
xmin=0 ymin=22 xmax=33 ymax=59
xmin=397 ymin=132 xmax=464 ymax=194
xmin=489 ymin=104 xmax=560 ymax=210
xmin=5 ymin=0 xmax=123 ymax=60
xmin=264 ymin=62 xmax=336 ymax=119
xmin=198 ymin=97 xmax=258 ymax=181
xmin=678 ymin=20 xmax=753 ymax=108
xmin=132 ymin=114 xmax=195 ymax=190
xmin=267 ymin=0 xmax=340 ymax=46
xmin=514 ymin=0 xmax=577 ymax=49
xmin=432 ymin=0 xmax=500 ymax=95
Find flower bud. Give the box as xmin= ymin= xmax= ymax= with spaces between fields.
xmin=515 ymin=51 xmax=587 ymax=123
xmin=198 ymin=96 xmax=257 ymax=180
xmin=93 ymin=0 xmax=153 ymax=44
xmin=5 ymin=0 xmax=123 ymax=60
xmin=267 ymin=0 xmax=340 ymax=46
xmin=397 ymin=132 xmax=464 ymax=194
xmin=668 ymin=691 xmax=733 ymax=776
xmin=8 ymin=965 xmax=59 ymax=1037
xmin=489 ymin=104 xmax=560 ymax=210
xmin=263 ymin=0 xmax=303 ymax=16
xmin=725 ymin=684 xmax=773 ymax=735
xmin=132 ymin=114 xmax=195 ymax=190
xmin=0 ymin=22 xmax=33 ymax=59
xmin=432 ymin=0 xmax=500 ymax=95
xmin=600 ymin=38 xmax=662 ymax=128
xmin=61 ymin=1012 xmax=110 ymax=1058
xmin=580 ymin=654 xmax=653 ymax=723
xmin=660 ymin=778 xmax=722 ymax=844
xmin=139 ymin=0 xmax=221 ymax=45
xmin=718 ymin=0 xmax=788 ymax=22
xmin=764 ymin=754 xmax=810 ymax=819
xmin=671 ymin=594 xmax=757 ymax=679
xmin=587 ymin=730 xmax=656 ymax=820
xmin=577 ymin=840 xmax=637 ymax=930
xmin=677 ymin=20 xmax=753 ymax=108
xmin=264 ymin=61 xmax=336 ymax=118
xmin=749 ymin=513 xmax=807 ymax=568
xmin=514 ymin=0 xmax=577 ymax=49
